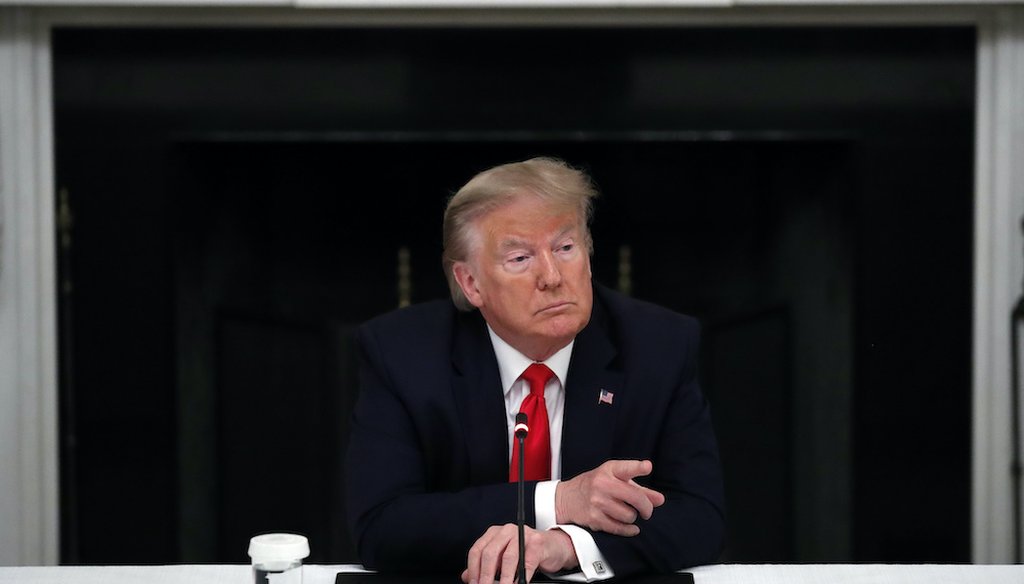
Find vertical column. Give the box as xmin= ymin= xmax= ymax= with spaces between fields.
xmin=973 ymin=7 xmax=1024 ymax=564
xmin=0 ymin=8 xmax=59 ymax=566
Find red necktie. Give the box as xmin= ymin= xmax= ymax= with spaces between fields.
xmin=510 ymin=363 xmax=553 ymax=482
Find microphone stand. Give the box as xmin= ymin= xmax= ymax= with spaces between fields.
xmin=515 ymin=413 xmax=529 ymax=584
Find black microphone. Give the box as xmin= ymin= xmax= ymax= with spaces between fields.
xmin=514 ymin=412 xmax=529 ymax=584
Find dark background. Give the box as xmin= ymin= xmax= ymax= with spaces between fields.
xmin=53 ymin=26 xmax=974 ymax=565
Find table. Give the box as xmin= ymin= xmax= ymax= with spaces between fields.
xmin=0 ymin=564 xmax=1021 ymax=584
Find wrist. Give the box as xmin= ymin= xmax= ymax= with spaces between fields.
xmin=553 ymin=481 xmax=568 ymax=525
xmin=554 ymin=529 xmax=579 ymax=570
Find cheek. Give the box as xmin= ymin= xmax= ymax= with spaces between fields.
xmin=569 ymin=260 xmax=592 ymax=283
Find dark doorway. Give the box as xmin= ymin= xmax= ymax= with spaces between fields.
xmin=53 ymin=26 xmax=974 ymax=564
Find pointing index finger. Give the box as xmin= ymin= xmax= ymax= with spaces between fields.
xmin=609 ymin=459 xmax=653 ymax=481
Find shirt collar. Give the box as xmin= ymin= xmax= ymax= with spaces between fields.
xmin=486 ymin=325 xmax=574 ymax=396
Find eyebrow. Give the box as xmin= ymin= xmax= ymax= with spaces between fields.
xmin=550 ymin=226 xmax=577 ymax=244
xmin=496 ymin=226 xmax=577 ymax=253
xmin=497 ymin=237 xmax=531 ymax=253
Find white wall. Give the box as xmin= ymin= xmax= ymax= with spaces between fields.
xmin=0 ymin=8 xmax=58 ymax=566
xmin=974 ymin=8 xmax=1024 ymax=564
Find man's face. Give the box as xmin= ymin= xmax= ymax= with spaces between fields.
xmin=453 ymin=195 xmax=594 ymax=361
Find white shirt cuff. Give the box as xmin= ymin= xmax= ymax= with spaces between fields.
xmin=534 ymin=480 xmax=559 ymax=531
xmin=550 ymin=524 xmax=615 ymax=581
xmin=534 ymin=480 xmax=614 ymax=582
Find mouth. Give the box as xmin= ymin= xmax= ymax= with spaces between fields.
xmin=536 ymin=301 xmax=574 ymax=315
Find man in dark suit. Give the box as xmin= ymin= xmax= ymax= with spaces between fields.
xmin=346 ymin=158 xmax=724 ymax=584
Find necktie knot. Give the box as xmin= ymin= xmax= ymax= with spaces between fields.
xmin=520 ymin=363 xmax=554 ymax=397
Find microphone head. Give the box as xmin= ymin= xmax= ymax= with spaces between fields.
xmin=514 ymin=412 xmax=529 ymax=438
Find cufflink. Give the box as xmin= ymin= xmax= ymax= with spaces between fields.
xmin=593 ymin=561 xmax=606 ymax=574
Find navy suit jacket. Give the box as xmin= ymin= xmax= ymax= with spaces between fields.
xmin=345 ymin=284 xmax=725 ymax=577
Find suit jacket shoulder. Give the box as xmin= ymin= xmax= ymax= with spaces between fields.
xmin=591 ymin=284 xmax=700 ymax=375
xmin=358 ymin=299 xmax=457 ymax=367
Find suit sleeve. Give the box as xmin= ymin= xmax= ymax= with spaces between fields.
xmin=590 ymin=323 xmax=726 ymax=575
xmin=345 ymin=324 xmax=537 ymax=573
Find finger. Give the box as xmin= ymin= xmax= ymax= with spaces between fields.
xmin=479 ymin=539 xmax=503 ymax=584
xmin=466 ymin=538 xmax=484 ymax=584
xmin=498 ymin=540 xmax=518 ymax=584
xmin=598 ymin=480 xmax=656 ymax=520
xmin=624 ymin=487 xmax=655 ymax=520
xmin=640 ymin=485 xmax=666 ymax=509
xmin=607 ymin=459 xmax=653 ymax=481
xmin=617 ymin=481 xmax=660 ymax=519
xmin=595 ymin=496 xmax=642 ymax=525
xmin=468 ymin=526 xmax=505 ymax=584
xmin=598 ymin=520 xmax=641 ymax=537
xmin=462 ymin=569 xmax=471 ymax=584
xmin=472 ymin=527 xmax=505 ymax=584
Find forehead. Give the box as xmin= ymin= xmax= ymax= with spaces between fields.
xmin=481 ymin=193 xmax=577 ymax=227
xmin=477 ymin=195 xmax=580 ymax=239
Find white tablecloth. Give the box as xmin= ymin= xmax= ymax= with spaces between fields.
xmin=0 ymin=564 xmax=1021 ymax=584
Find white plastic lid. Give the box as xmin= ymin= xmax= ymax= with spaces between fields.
xmin=248 ymin=533 xmax=310 ymax=563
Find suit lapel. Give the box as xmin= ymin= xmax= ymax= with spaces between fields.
xmin=451 ymin=310 xmax=510 ymax=485
xmin=561 ymin=297 xmax=623 ymax=479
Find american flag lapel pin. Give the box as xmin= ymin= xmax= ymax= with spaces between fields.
xmin=598 ymin=389 xmax=614 ymax=405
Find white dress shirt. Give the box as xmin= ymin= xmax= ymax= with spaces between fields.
xmin=487 ymin=326 xmax=614 ymax=582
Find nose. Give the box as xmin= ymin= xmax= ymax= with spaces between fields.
xmin=535 ymin=250 xmax=563 ymax=290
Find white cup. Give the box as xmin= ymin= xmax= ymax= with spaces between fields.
xmin=248 ymin=533 xmax=310 ymax=584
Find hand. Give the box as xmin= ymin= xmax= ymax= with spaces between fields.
xmin=555 ymin=459 xmax=666 ymax=536
xmin=461 ymin=524 xmax=578 ymax=584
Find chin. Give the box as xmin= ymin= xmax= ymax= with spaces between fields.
xmin=540 ymin=315 xmax=587 ymax=340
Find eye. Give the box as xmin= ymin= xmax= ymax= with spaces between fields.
xmin=504 ymin=253 xmax=532 ymax=273
xmin=556 ymin=241 xmax=576 ymax=255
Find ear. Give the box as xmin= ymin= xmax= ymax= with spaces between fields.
xmin=452 ymin=262 xmax=485 ymax=308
